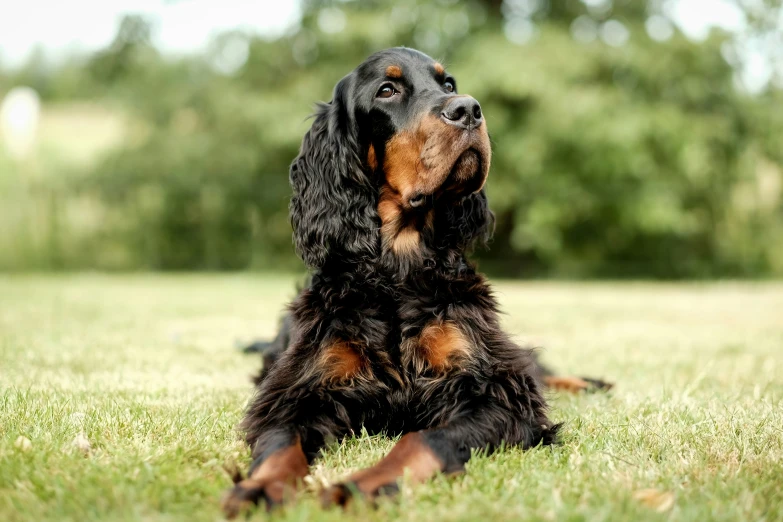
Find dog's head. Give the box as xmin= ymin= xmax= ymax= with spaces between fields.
xmin=290 ymin=47 xmax=493 ymax=271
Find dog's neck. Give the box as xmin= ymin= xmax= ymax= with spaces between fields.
xmin=376 ymin=187 xmax=478 ymax=280
xmin=377 ymin=187 xmax=432 ymax=259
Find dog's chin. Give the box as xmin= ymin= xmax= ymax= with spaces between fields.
xmin=441 ymin=149 xmax=486 ymax=197
xmin=452 ymin=149 xmax=480 ymax=180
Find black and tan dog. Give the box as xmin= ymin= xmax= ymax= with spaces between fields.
xmin=223 ymin=47 xmax=610 ymax=518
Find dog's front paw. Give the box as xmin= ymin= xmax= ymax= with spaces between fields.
xmin=321 ymin=479 xmax=400 ymax=508
xmin=321 ymin=482 xmax=355 ymax=507
xmin=221 ymin=479 xmax=288 ymax=519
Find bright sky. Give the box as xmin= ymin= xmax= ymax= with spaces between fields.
xmin=0 ymin=0 xmax=766 ymax=89
xmin=0 ymin=0 xmax=301 ymax=66
xmin=0 ymin=0 xmax=749 ymax=65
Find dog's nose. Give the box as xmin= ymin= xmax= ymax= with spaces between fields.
xmin=441 ymin=96 xmax=483 ymax=129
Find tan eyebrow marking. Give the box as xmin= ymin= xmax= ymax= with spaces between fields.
xmin=433 ymin=62 xmax=444 ymax=75
xmin=386 ymin=65 xmax=403 ymax=78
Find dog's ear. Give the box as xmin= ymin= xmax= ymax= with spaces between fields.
xmin=289 ymin=74 xmax=378 ymax=269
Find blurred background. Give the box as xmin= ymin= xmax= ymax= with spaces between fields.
xmin=1 ymin=0 xmax=781 ymax=278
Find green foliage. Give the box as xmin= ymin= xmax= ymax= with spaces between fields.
xmin=1 ymin=0 xmax=782 ymax=276
xmin=460 ymin=28 xmax=777 ymax=277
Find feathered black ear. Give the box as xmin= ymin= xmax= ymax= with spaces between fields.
xmin=289 ymin=74 xmax=378 ymax=269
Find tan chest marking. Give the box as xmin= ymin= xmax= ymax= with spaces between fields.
xmin=320 ymin=341 xmax=368 ymax=384
xmin=417 ymin=321 xmax=471 ymax=371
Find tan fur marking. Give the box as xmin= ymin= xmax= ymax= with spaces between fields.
xmin=382 ymin=124 xmax=428 ymax=198
xmin=222 ymin=439 xmax=308 ymax=518
xmin=424 ymin=208 xmax=435 ymax=231
xmin=367 ymin=144 xmax=377 ymax=170
xmin=377 ymin=192 xmax=401 ymax=229
xmin=393 ymin=227 xmax=420 ymax=255
xmin=544 ymin=376 xmax=590 ymax=393
xmin=321 ymin=341 xmax=366 ymax=383
xmin=386 ymin=65 xmax=403 ymax=78
xmin=377 ymin=190 xmax=403 ymax=250
xmin=433 ymin=62 xmax=445 ymax=75
xmin=378 ymin=187 xmax=422 ymax=257
xmin=248 ymin=440 xmax=309 ymax=484
xmin=418 ymin=321 xmax=471 ymax=370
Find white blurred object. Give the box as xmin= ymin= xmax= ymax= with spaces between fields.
xmin=0 ymin=86 xmax=41 ymax=160
xmin=600 ymin=20 xmax=630 ymax=47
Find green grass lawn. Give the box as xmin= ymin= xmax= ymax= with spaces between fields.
xmin=2 ymin=275 xmax=782 ymax=522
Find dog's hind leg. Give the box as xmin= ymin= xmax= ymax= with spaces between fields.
xmin=543 ymin=375 xmax=614 ymax=393
xmin=533 ymin=355 xmax=613 ymax=393
xmin=241 ymin=313 xmax=293 ymax=355
xmin=241 ymin=313 xmax=294 ymax=385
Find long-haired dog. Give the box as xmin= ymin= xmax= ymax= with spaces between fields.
xmin=222 ymin=47 xmax=607 ymax=518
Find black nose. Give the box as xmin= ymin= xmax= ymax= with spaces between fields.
xmin=441 ymin=96 xmax=483 ymax=129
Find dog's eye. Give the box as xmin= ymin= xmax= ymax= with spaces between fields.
xmin=376 ymin=84 xmax=399 ymax=99
xmin=444 ymin=81 xmax=455 ymax=93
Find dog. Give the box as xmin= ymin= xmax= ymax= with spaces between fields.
xmin=222 ymin=47 xmax=609 ymax=518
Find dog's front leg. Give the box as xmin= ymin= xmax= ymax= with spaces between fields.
xmin=321 ymin=430 xmax=458 ymax=506
xmin=323 ymin=370 xmax=559 ymax=506
xmin=221 ymin=427 xmax=310 ymax=518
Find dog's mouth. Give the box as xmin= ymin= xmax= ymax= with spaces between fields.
xmin=440 ymin=148 xmax=486 ymax=197
xmin=451 ymin=149 xmax=481 ymax=182
xmin=406 ymin=148 xmax=487 ymax=209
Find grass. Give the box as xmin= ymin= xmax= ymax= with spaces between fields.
xmin=1 ymin=274 xmax=782 ymax=522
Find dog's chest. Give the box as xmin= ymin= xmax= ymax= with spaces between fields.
xmin=399 ymin=320 xmax=472 ymax=375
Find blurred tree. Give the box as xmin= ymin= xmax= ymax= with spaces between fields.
xmin=88 ymin=15 xmax=157 ymax=85
xmin=2 ymin=0 xmax=782 ymax=277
